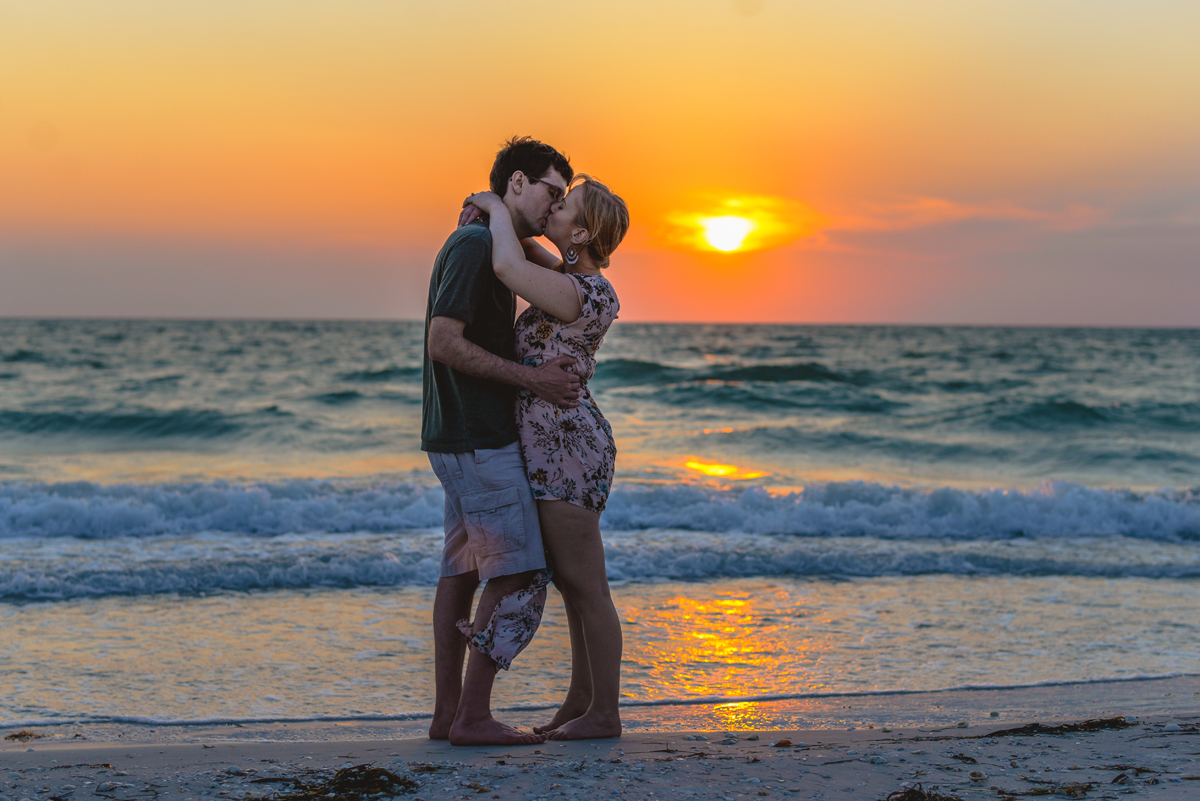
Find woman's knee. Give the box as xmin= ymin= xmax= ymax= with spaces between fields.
xmin=555 ymin=576 xmax=613 ymax=609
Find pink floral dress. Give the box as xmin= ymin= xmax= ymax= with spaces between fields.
xmin=515 ymin=273 xmax=619 ymax=513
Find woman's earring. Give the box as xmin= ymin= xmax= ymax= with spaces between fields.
xmin=565 ymin=247 xmax=579 ymax=265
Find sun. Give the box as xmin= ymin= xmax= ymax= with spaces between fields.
xmin=698 ymin=216 xmax=756 ymax=252
xmin=666 ymin=195 xmax=822 ymax=254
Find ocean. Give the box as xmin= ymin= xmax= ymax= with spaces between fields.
xmin=2 ymin=320 xmax=1198 ymax=732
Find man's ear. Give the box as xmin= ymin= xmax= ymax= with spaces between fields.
xmin=509 ymin=171 xmax=526 ymax=195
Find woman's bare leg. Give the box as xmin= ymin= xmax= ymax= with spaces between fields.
xmin=534 ymin=590 xmax=592 ymax=733
xmin=536 ymin=499 xmax=622 ymax=740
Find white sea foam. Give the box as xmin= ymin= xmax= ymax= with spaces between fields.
xmin=0 ymin=480 xmax=445 ymax=539
xmin=2 ymin=479 xmax=1199 ymax=599
xmin=603 ymin=481 xmax=1200 ymax=541
xmin=3 ymin=527 xmax=1199 ymax=600
xmin=1 ymin=479 xmax=1197 ymax=542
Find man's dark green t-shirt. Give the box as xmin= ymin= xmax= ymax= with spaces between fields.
xmin=421 ymin=221 xmax=520 ymax=453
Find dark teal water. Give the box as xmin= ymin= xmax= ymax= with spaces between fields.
xmin=3 ymin=321 xmax=1199 ymax=727
xmin=1 ymin=321 xmax=1198 ymax=600
xmin=1 ymin=320 xmax=1197 ymax=489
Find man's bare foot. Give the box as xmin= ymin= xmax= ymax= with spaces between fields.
xmin=546 ymin=713 xmax=622 ymax=740
xmin=532 ymin=699 xmax=590 ymax=734
xmin=449 ymin=716 xmax=547 ymax=746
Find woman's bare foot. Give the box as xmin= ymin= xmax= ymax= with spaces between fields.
xmin=533 ymin=698 xmax=591 ymax=734
xmin=428 ymin=714 xmax=454 ymax=740
xmin=449 ymin=716 xmax=547 ymax=746
xmin=545 ymin=712 xmax=621 ymax=740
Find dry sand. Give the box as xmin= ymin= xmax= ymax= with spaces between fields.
xmin=3 ymin=715 xmax=1199 ymax=801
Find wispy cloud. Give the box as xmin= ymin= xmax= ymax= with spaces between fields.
xmin=825 ymin=197 xmax=1107 ymax=234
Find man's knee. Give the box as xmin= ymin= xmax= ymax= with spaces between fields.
xmin=438 ymin=572 xmax=480 ymax=602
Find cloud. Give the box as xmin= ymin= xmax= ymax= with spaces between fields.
xmin=825 ymin=196 xmax=1107 ymax=235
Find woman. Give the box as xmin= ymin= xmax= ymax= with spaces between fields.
xmin=462 ymin=176 xmax=629 ymax=740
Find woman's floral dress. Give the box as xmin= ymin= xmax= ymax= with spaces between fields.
xmin=515 ymin=272 xmax=619 ymax=513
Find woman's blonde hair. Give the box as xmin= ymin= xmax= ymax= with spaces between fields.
xmin=571 ymin=175 xmax=629 ymax=269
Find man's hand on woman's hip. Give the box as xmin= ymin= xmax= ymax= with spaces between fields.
xmin=526 ymin=356 xmax=581 ymax=408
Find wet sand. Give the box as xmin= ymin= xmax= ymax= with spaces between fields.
xmin=4 ymin=714 xmax=1198 ymax=800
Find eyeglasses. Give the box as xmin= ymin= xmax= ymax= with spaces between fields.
xmin=528 ymin=175 xmax=567 ymax=203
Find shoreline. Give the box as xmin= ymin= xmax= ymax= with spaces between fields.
xmin=7 ymin=675 xmax=1198 ymax=744
xmin=4 ymin=718 xmax=1197 ymax=800
xmin=4 ymin=678 xmax=1198 ymax=799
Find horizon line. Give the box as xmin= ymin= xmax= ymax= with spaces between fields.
xmin=0 ymin=316 xmax=1197 ymax=331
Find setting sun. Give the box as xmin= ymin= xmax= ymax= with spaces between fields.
xmin=666 ymin=196 xmax=822 ymax=255
xmin=698 ymin=216 xmax=756 ymax=252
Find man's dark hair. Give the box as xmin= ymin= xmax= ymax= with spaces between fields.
xmin=489 ymin=136 xmax=573 ymax=197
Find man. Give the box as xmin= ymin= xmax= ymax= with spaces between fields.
xmin=422 ymin=136 xmax=579 ymax=746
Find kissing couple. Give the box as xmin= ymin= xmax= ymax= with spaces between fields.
xmin=421 ymin=136 xmax=630 ymax=745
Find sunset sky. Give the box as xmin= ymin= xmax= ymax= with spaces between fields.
xmin=3 ymin=1 xmax=1198 ymax=324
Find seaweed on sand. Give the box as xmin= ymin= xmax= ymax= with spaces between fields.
xmin=260 ymin=764 xmax=421 ymax=801
xmin=879 ymin=785 xmax=963 ymax=801
xmin=983 ymin=717 xmax=1135 ymax=738
xmin=4 ymin=730 xmax=45 ymax=741
xmin=995 ymin=783 xmax=1094 ymax=799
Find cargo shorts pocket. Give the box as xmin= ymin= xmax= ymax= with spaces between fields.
xmin=459 ymin=485 xmax=526 ymax=557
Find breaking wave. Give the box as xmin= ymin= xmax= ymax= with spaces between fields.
xmin=2 ymin=478 xmax=1197 ymax=542
xmin=2 ymin=479 xmax=1199 ymax=600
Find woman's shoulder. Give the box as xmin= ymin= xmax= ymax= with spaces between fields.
xmin=569 ymin=273 xmax=619 ymax=326
xmin=571 ymin=272 xmax=618 ymax=299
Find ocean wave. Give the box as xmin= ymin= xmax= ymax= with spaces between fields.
xmin=606 ymin=482 xmax=1200 ymax=541
xmin=990 ymin=399 xmax=1200 ymax=432
xmin=339 ymin=366 xmax=422 ymax=382
xmin=5 ymin=529 xmax=1199 ymax=601
xmin=1 ymin=541 xmax=442 ymax=600
xmin=593 ymin=358 xmax=868 ymax=387
xmin=0 ymin=407 xmax=302 ymax=440
xmin=592 ymin=358 xmax=689 ymax=386
xmin=1 ymin=349 xmax=46 ymax=363
xmin=312 ymin=390 xmax=365 ymax=405
xmin=0 ymin=480 xmax=444 ymax=539
xmin=1 ymin=479 xmax=1197 ymax=543
xmin=3 ymin=479 xmax=1200 ymax=599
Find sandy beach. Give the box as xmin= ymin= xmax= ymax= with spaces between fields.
xmin=4 ymin=679 xmax=1197 ymax=801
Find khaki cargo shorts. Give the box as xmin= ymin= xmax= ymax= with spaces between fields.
xmin=428 ymin=442 xmax=545 ymax=580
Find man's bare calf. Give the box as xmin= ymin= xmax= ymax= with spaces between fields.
xmin=430 ymin=572 xmax=479 ymax=740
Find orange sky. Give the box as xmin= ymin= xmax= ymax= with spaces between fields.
xmin=3 ymin=1 xmax=1199 ymax=323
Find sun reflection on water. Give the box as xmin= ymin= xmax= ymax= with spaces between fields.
xmin=713 ymin=701 xmax=760 ymax=730
xmin=614 ymin=586 xmax=830 ymax=705
xmin=685 ymin=459 xmax=766 ymax=479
